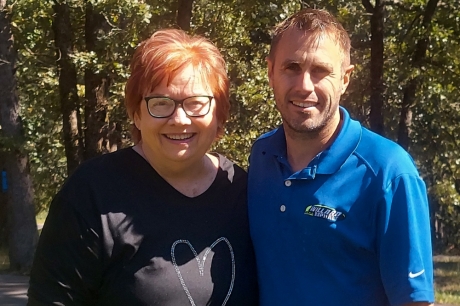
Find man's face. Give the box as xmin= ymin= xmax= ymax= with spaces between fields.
xmin=268 ymin=29 xmax=353 ymax=139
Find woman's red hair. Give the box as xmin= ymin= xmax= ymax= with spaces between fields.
xmin=125 ymin=29 xmax=230 ymax=144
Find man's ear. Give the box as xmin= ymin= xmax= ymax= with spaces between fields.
xmin=341 ymin=65 xmax=354 ymax=94
xmin=267 ymin=57 xmax=274 ymax=88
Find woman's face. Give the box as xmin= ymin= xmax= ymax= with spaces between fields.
xmin=134 ymin=65 xmax=219 ymax=167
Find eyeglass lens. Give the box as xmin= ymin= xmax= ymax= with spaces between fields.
xmin=147 ymin=96 xmax=211 ymax=118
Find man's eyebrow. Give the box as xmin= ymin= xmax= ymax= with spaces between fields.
xmin=280 ymin=59 xmax=300 ymax=67
xmin=313 ymin=61 xmax=334 ymax=70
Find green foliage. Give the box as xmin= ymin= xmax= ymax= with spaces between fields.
xmin=8 ymin=0 xmax=460 ymax=248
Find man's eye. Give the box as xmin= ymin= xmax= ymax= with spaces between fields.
xmin=312 ymin=66 xmax=330 ymax=74
xmin=285 ymin=63 xmax=301 ymax=71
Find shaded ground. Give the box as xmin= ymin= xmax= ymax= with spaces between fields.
xmin=0 ymin=272 xmax=454 ymax=305
xmin=0 ymin=274 xmax=28 ymax=306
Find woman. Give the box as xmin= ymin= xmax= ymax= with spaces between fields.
xmin=28 ymin=29 xmax=259 ymax=306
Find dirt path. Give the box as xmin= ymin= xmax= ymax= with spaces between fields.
xmin=0 ymin=274 xmax=28 ymax=306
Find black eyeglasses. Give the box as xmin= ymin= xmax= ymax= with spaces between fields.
xmin=144 ymin=95 xmax=214 ymax=118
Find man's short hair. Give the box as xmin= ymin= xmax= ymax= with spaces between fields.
xmin=268 ymin=8 xmax=351 ymax=68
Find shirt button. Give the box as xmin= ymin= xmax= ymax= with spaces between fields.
xmin=285 ymin=180 xmax=292 ymax=187
xmin=280 ymin=205 xmax=286 ymax=212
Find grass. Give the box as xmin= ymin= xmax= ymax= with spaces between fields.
xmin=35 ymin=210 xmax=48 ymax=226
xmin=434 ymin=255 xmax=460 ymax=305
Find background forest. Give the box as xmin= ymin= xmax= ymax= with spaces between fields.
xmin=0 ymin=0 xmax=460 ymax=273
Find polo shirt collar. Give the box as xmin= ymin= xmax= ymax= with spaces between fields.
xmin=263 ymin=107 xmax=362 ymax=175
xmin=317 ymin=107 xmax=361 ymax=174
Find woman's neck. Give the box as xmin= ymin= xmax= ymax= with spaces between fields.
xmin=133 ymin=143 xmax=218 ymax=197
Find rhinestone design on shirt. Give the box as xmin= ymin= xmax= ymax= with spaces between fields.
xmin=171 ymin=237 xmax=235 ymax=306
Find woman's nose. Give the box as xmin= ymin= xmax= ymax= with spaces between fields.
xmin=169 ymin=105 xmax=192 ymax=125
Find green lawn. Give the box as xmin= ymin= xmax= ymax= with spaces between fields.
xmin=36 ymin=210 xmax=48 ymax=226
xmin=434 ymin=255 xmax=460 ymax=305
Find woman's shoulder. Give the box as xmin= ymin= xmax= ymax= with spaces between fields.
xmin=213 ymin=153 xmax=247 ymax=184
xmin=62 ymin=147 xmax=141 ymax=188
xmin=74 ymin=147 xmax=142 ymax=176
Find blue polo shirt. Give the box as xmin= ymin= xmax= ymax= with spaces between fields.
xmin=248 ymin=107 xmax=434 ymax=306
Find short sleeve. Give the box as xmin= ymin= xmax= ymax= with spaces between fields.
xmin=377 ymin=174 xmax=434 ymax=305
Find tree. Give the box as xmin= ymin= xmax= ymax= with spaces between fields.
xmin=5 ymin=0 xmax=460 ymax=252
xmin=84 ymin=1 xmax=112 ymax=159
xmin=397 ymin=0 xmax=439 ymax=150
xmin=177 ymin=0 xmax=194 ymax=30
xmin=52 ymin=0 xmax=83 ymax=175
xmin=362 ymin=0 xmax=385 ymax=136
xmin=0 ymin=0 xmax=38 ymax=272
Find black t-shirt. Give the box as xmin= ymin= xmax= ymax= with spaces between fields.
xmin=28 ymin=148 xmax=259 ymax=306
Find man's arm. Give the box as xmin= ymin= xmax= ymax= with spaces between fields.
xmin=378 ymin=173 xmax=435 ymax=305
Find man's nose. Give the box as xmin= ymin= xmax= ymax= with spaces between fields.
xmin=298 ymin=72 xmax=315 ymax=92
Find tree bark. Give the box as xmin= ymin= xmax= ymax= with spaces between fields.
xmin=0 ymin=152 xmax=8 ymax=249
xmin=398 ymin=0 xmax=440 ymax=150
xmin=104 ymin=122 xmax=122 ymax=153
xmin=363 ymin=0 xmax=385 ymax=136
xmin=52 ymin=0 xmax=82 ymax=175
xmin=176 ymin=0 xmax=194 ymax=31
xmin=84 ymin=1 xmax=111 ymax=159
xmin=0 ymin=0 xmax=38 ymax=272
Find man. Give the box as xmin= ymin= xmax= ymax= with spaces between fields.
xmin=248 ymin=8 xmax=434 ymax=306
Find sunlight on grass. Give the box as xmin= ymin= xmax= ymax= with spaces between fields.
xmin=36 ymin=210 xmax=48 ymax=226
xmin=434 ymin=255 xmax=460 ymax=305
xmin=0 ymin=247 xmax=9 ymax=272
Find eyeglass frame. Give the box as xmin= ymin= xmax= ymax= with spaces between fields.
xmin=143 ymin=95 xmax=214 ymax=118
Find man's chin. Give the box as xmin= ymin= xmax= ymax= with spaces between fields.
xmin=283 ymin=121 xmax=323 ymax=138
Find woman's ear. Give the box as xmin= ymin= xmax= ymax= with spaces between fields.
xmin=133 ymin=111 xmax=141 ymax=130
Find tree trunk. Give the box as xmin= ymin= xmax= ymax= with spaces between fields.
xmin=52 ymin=1 xmax=82 ymax=175
xmin=0 ymin=1 xmax=38 ymax=272
xmin=176 ymin=0 xmax=194 ymax=31
xmin=0 ymin=152 xmax=8 ymax=249
xmin=363 ymin=0 xmax=385 ymax=136
xmin=104 ymin=122 xmax=122 ymax=153
xmin=397 ymin=0 xmax=439 ymax=150
xmin=398 ymin=79 xmax=416 ymax=150
xmin=84 ymin=1 xmax=111 ymax=159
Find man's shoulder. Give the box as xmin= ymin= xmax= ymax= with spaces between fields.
xmin=255 ymin=128 xmax=279 ymax=142
xmin=354 ymin=127 xmax=418 ymax=175
xmin=252 ymin=128 xmax=280 ymax=150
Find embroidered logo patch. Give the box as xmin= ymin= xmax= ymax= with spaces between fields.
xmin=304 ymin=204 xmax=346 ymax=222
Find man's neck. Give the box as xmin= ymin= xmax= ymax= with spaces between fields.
xmin=285 ymin=116 xmax=343 ymax=173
